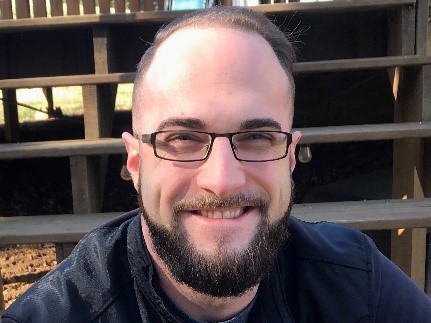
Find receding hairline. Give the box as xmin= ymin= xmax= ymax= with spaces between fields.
xmin=132 ymin=7 xmax=296 ymax=131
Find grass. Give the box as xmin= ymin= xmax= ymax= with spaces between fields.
xmin=0 ymin=84 xmax=133 ymax=124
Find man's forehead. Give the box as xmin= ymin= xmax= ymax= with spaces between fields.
xmin=142 ymin=26 xmax=282 ymax=87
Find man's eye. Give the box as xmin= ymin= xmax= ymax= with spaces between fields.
xmin=165 ymin=133 xmax=206 ymax=143
xmin=238 ymin=132 xmax=274 ymax=142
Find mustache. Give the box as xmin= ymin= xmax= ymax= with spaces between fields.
xmin=172 ymin=193 xmax=269 ymax=214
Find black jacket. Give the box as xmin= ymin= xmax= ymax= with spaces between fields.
xmin=2 ymin=209 xmax=431 ymax=322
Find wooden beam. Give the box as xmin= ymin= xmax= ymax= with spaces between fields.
xmin=0 ymin=138 xmax=125 ymax=160
xmin=389 ymin=0 xmax=428 ymax=290
xmin=49 ymin=0 xmax=63 ymax=16
xmin=1 ymin=55 xmax=430 ymax=89
xmin=1 ymin=122 xmax=431 ymax=160
xmin=0 ymin=0 xmax=13 ymax=19
xmin=0 ymin=0 xmax=416 ymax=31
xmin=1 ymin=90 xmax=20 ymax=143
xmin=297 ymin=121 xmax=431 ymax=144
xmin=1 ymin=198 xmax=431 ymax=245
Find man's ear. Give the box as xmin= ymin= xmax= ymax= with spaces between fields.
xmin=122 ymin=132 xmax=140 ymax=190
xmin=289 ymin=131 xmax=302 ymax=174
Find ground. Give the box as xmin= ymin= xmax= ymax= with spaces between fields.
xmin=0 ymin=244 xmax=56 ymax=309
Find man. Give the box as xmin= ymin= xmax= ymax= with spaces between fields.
xmin=2 ymin=6 xmax=431 ymax=323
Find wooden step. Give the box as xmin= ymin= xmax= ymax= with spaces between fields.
xmin=297 ymin=121 xmax=431 ymax=144
xmin=0 ymin=0 xmax=415 ymax=31
xmin=1 ymin=122 xmax=431 ymax=160
xmin=1 ymin=55 xmax=430 ymax=89
xmin=0 ymin=198 xmax=430 ymax=245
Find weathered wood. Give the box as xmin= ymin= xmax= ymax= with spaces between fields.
xmin=297 ymin=122 xmax=431 ymax=144
xmin=69 ymin=156 xmax=103 ymax=213
xmin=0 ymin=0 xmax=13 ymax=19
xmin=78 ymin=26 xmax=118 ymax=214
xmin=49 ymin=0 xmax=63 ymax=16
xmin=0 ymin=73 xmax=135 ymax=89
xmin=0 ymin=55 xmax=430 ymax=90
xmin=82 ymin=0 xmax=96 ymax=15
xmin=129 ymin=0 xmax=141 ymax=12
xmin=55 ymin=243 xmax=77 ymax=263
xmin=142 ymin=0 xmax=154 ymax=11
xmin=0 ymin=138 xmax=125 ymax=160
xmin=1 ymin=198 xmax=431 ymax=245
xmin=0 ymin=0 xmax=416 ymax=31
xmin=15 ymin=0 xmax=30 ymax=18
xmin=66 ymin=0 xmax=80 ymax=15
xmin=2 ymin=122 xmax=431 ymax=160
xmin=0 ymin=213 xmax=121 ymax=244
xmin=389 ymin=0 xmax=428 ymax=290
xmin=99 ymin=0 xmax=111 ymax=14
xmin=114 ymin=0 xmax=126 ymax=13
xmin=2 ymin=90 xmax=20 ymax=143
xmin=33 ymin=0 xmax=48 ymax=17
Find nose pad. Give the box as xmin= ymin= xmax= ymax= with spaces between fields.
xmin=197 ymin=138 xmax=246 ymax=196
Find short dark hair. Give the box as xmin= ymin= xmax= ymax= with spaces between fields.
xmin=133 ymin=6 xmax=296 ymax=120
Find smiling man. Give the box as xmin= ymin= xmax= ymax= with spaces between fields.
xmin=3 ymin=6 xmax=431 ymax=323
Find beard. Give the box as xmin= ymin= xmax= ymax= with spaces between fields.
xmin=138 ymin=188 xmax=292 ymax=298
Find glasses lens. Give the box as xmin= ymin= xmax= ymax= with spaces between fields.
xmin=154 ymin=131 xmax=210 ymax=161
xmin=232 ymin=131 xmax=288 ymax=161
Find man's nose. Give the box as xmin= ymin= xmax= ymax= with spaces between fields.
xmin=196 ymin=137 xmax=246 ymax=197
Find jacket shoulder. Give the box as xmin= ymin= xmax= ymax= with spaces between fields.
xmin=289 ymin=216 xmax=373 ymax=270
xmin=2 ymin=209 xmax=141 ymax=322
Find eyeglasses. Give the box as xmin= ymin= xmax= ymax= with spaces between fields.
xmin=136 ymin=130 xmax=292 ymax=162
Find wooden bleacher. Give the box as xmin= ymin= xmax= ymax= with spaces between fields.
xmin=1 ymin=0 xmax=430 ymax=310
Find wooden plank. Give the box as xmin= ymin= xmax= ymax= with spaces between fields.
xmin=293 ymin=55 xmax=431 ymax=74
xmin=66 ymin=0 xmax=80 ymax=15
xmin=2 ymin=89 xmax=20 ymax=143
xmin=0 ymin=213 xmax=121 ymax=244
xmin=129 ymin=0 xmax=141 ymax=12
xmin=55 ymin=243 xmax=76 ymax=262
xmin=114 ymin=0 xmax=126 ymax=13
xmin=69 ymin=156 xmax=104 ymax=213
xmin=389 ymin=1 xmax=427 ymax=290
xmin=1 ymin=122 xmax=431 ymax=160
xmin=0 ymin=138 xmax=125 ymax=160
xmin=0 ymin=73 xmax=135 ymax=89
xmin=15 ymin=0 xmax=30 ymax=18
xmin=0 ymin=0 xmax=13 ymax=19
xmin=297 ymin=122 xmax=431 ymax=144
xmin=0 ymin=198 xmax=430 ymax=245
xmin=294 ymin=198 xmax=431 ymax=231
xmin=143 ymin=0 xmax=154 ymax=11
xmin=49 ymin=0 xmax=64 ymax=16
xmin=98 ymin=0 xmax=111 ymax=14
xmin=0 ymin=0 xmax=415 ymax=31
xmin=1 ymin=55 xmax=430 ymax=90
xmin=33 ymin=0 xmax=48 ymax=17
xmin=83 ymin=0 xmax=96 ymax=14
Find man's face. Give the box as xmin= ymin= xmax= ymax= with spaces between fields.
xmin=124 ymin=27 xmax=300 ymax=296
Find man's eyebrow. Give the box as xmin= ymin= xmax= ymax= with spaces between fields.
xmin=239 ymin=118 xmax=282 ymax=131
xmin=156 ymin=118 xmax=206 ymax=131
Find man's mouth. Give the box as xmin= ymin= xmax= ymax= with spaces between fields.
xmin=188 ymin=207 xmax=253 ymax=219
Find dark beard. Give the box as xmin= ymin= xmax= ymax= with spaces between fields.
xmin=138 ymin=190 xmax=292 ymax=298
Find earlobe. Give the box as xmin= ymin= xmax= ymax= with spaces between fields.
xmin=122 ymin=132 xmax=140 ymax=190
xmin=289 ymin=131 xmax=302 ymax=173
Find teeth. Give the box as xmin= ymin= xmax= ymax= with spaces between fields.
xmin=195 ymin=208 xmax=243 ymax=219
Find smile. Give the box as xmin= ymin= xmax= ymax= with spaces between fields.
xmin=190 ymin=207 xmax=252 ymax=219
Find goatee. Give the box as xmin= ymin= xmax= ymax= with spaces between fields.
xmin=138 ymin=190 xmax=292 ymax=298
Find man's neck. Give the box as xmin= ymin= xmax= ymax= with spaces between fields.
xmin=142 ymin=223 xmax=259 ymax=321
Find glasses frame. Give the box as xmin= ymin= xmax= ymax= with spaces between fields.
xmin=137 ymin=130 xmax=292 ymax=162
